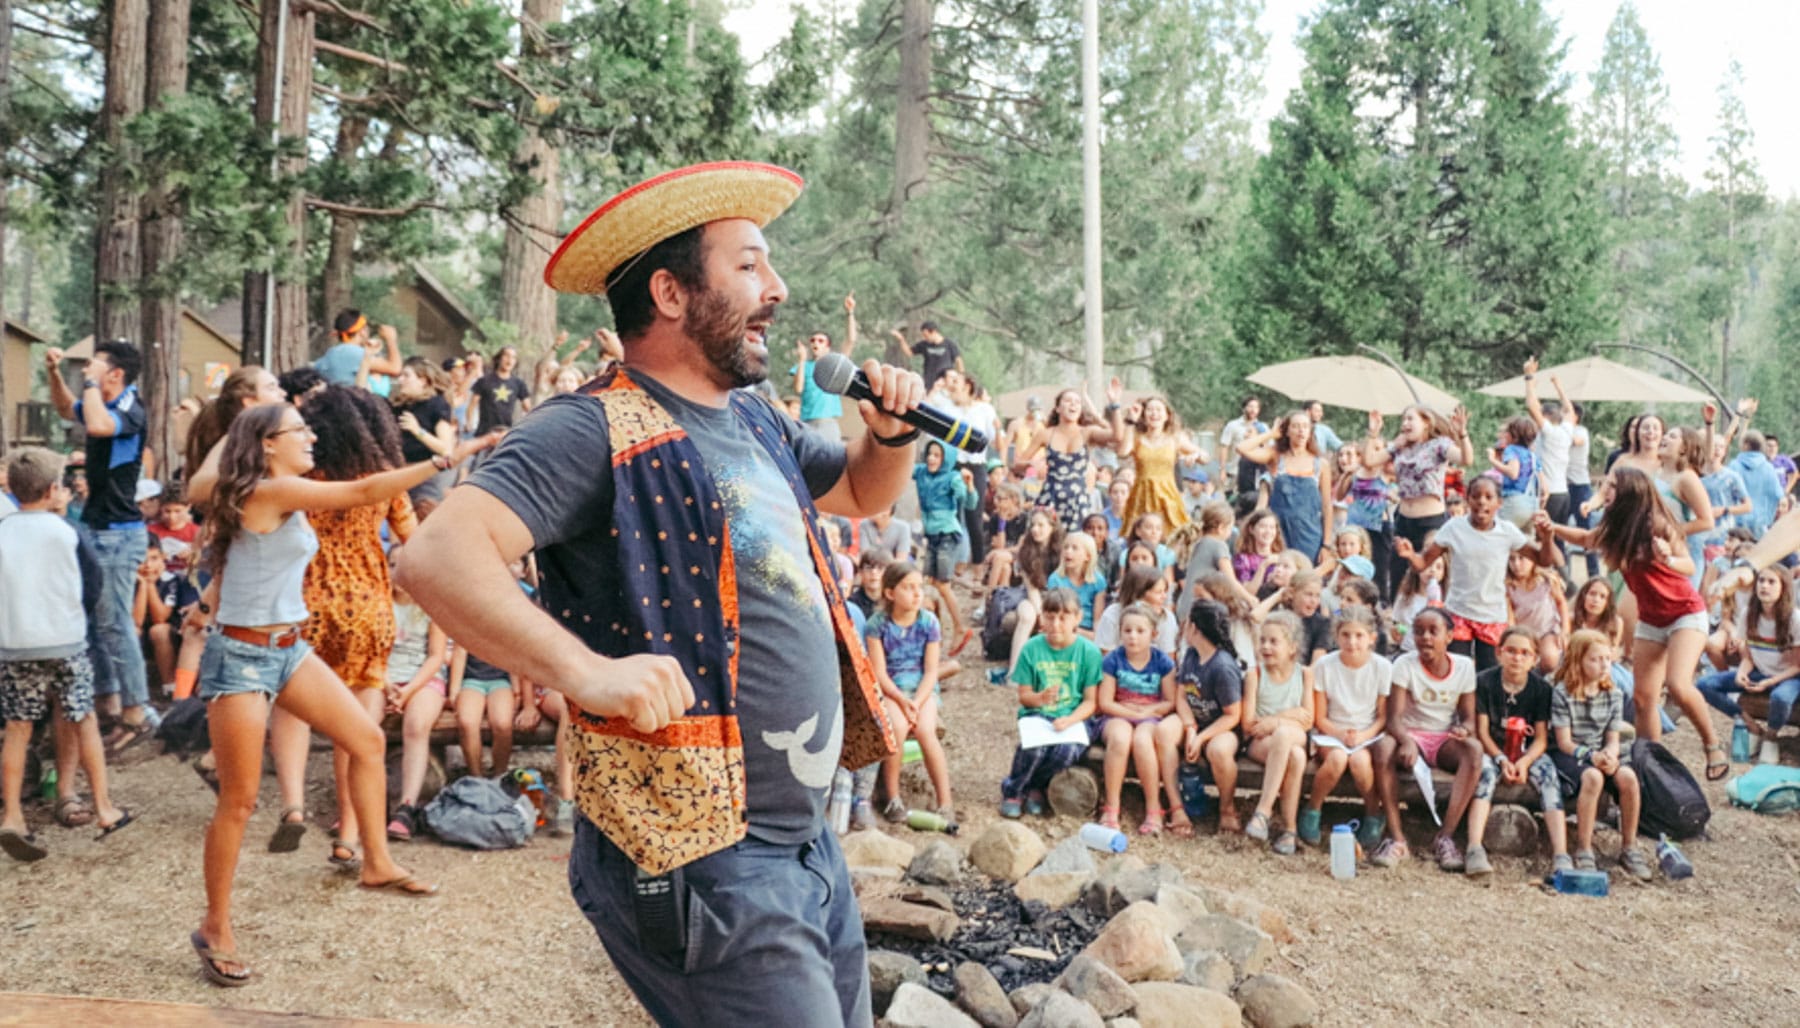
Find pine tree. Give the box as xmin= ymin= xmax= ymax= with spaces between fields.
xmin=1228 ymin=0 xmax=1607 ymax=393
xmin=1697 ymin=59 xmax=1767 ymax=397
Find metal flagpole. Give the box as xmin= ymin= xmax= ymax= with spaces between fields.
xmin=1081 ymin=0 xmax=1103 ymax=401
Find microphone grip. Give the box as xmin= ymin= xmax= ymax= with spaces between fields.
xmin=843 ymin=373 xmax=988 ymax=454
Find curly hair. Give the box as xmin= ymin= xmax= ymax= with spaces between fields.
xmin=302 ymin=385 xmax=402 ymax=482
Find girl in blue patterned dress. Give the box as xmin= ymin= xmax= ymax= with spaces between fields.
xmin=865 ymin=563 xmax=953 ymax=821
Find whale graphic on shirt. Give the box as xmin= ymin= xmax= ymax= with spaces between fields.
xmin=761 ymin=703 xmax=843 ymax=790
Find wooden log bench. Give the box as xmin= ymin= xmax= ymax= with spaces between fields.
xmin=1732 ymin=693 xmax=1795 ymax=764
xmin=377 ymin=711 xmax=562 ymax=808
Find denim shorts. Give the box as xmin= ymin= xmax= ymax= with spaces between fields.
xmin=1633 ymin=611 xmax=1708 ymax=645
xmin=198 ymin=632 xmax=312 ymax=701
xmin=459 ymin=677 xmax=511 ymax=697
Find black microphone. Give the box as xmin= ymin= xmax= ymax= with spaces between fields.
xmin=812 ymin=352 xmax=989 ymax=454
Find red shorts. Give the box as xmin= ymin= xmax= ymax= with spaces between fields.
xmin=1450 ymin=615 xmax=1505 ymax=647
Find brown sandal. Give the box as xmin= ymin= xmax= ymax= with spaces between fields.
xmin=268 ymin=808 xmax=306 ymax=854
xmin=54 ymin=796 xmax=95 ymax=828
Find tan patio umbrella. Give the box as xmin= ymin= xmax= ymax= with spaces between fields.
xmin=1476 ymin=355 xmax=1710 ymax=404
xmin=1246 ymin=355 xmax=1460 ymax=415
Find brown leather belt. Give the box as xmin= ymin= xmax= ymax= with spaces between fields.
xmin=222 ymin=624 xmax=304 ymax=649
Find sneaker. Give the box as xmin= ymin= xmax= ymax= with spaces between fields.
xmin=1761 ymin=739 xmax=1782 ymax=765
xmin=1296 ymin=808 xmax=1322 ymax=846
xmin=850 ymin=799 xmax=879 ymax=831
xmin=1574 ymin=849 xmax=1598 ymax=871
xmin=999 ymin=797 xmax=1023 ymax=819
xmin=1370 ymin=837 xmax=1410 ymax=868
xmin=1552 ymin=852 xmax=1575 ymax=874
xmin=1464 ymin=844 xmax=1492 ymax=878
xmin=1271 ymin=831 xmax=1298 ymax=856
xmin=1355 ymin=815 xmax=1386 ymax=852
xmin=1023 ymin=790 xmax=1048 ymax=816
xmin=1244 ymin=810 xmax=1271 ymax=842
xmin=550 ymin=798 xmax=575 ymax=838
xmin=1433 ymin=834 xmax=1465 ymax=872
xmin=883 ymin=798 xmax=908 ymax=824
xmin=1619 ymin=846 xmax=1654 ymax=882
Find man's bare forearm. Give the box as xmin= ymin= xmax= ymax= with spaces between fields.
xmin=824 ymin=434 xmax=917 ymax=517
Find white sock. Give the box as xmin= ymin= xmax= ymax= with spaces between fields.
xmin=1760 ymin=738 xmax=1781 ymax=765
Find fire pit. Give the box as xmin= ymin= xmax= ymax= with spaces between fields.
xmin=868 ymin=876 xmax=1107 ymax=993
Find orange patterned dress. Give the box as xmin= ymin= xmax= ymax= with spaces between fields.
xmin=301 ymin=486 xmax=417 ymax=690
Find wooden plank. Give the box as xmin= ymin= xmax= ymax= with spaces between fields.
xmin=0 ymin=992 xmax=435 ymax=1027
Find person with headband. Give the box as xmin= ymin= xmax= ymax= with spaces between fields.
xmin=313 ymin=309 xmax=404 ymax=396
xmin=397 ymin=161 xmax=923 ymax=1025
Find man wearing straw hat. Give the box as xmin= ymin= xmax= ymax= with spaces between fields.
xmin=399 ymin=161 xmax=918 ymax=1025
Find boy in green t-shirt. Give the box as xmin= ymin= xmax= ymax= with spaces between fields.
xmin=1000 ymin=588 xmax=1102 ymax=818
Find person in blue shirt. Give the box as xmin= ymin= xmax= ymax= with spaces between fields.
xmin=1731 ymin=430 xmax=1785 ymax=537
xmin=1305 ymin=400 xmax=1343 ymax=453
xmin=788 ymin=293 xmax=858 ymax=437
xmin=315 ymin=309 xmax=403 ymax=396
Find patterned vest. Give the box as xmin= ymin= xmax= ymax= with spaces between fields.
xmin=562 ymin=368 xmax=896 ymax=874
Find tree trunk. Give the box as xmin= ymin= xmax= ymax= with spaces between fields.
xmin=892 ymin=0 xmax=932 ymax=332
xmin=141 ymin=0 xmax=190 ymax=483
xmin=499 ymin=0 xmax=564 ymax=353
xmin=0 ymin=0 xmax=12 ymax=452
xmin=319 ymin=113 xmax=371 ymax=330
xmin=97 ymin=0 xmax=150 ymax=344
xmin=244 ymin=0 xmax=314 ymax=372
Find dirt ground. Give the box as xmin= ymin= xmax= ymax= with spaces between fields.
xmin=5 ymin=659 xmax=1800 ymax=1026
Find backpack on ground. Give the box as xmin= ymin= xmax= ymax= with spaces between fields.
xmin=1630 ymin=739 xmax=1711 ymax=840
xmin=156 ymin=697 xmax=210 ymax=757
xmin=1725 ymin=765 xmax=1800 ymax=815
xmin=422 ymin=776 xmax=537 ymax=850
xmin=983 ymin=585 xmax=1027 ymax=662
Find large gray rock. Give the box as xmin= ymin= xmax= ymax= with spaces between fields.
xmin=1009 ymin=984 xmax=1056 ymax=1017
xmin=1084 ymin=862 xmax=1182 ymax=919
xmin=870 ymin=950 xmax=929 ymax=1014
xmin=1105 ymin=1020 xmax=1142 ymax=1028
xmin=1032 ymin=835 xmax=1098 ymax=877
xmin=1187 ymin=885 xmax=1293 ymax=943
xmin=970 ymin=822 xmax=1048 ymax=882
xmin=1174 ymin=914 xmax=1276 ymax=978
xmin=910 ymin=840 xmax=969 ymax=886
xmin=1179 ymin=949 xmax=1236 ymax=993
xmin=1079 ymin=901 xmax=1182 ymax=983
xmin=1129 ymin=983 xmax=1239 ymax=1028
xmin=1054 ymin=954 xmax=1138 ymax=1018
xmin=1014 ymin=871 xmax=1093 ymax=910
xmin=1151 ymin=884 xmax=1210 ymax=928
xmin=886 ymin=982 xmax=980 ymax=1028
xmin=844 ymin=830 xmax=918 ymax=873
xmin=1018 ymin=990 xmax=1105 ymax=1028
xmin=1236 ymin=973 xmax=1320 ymax=1028
xmin=953 ymin=962 xmax=1018 ymax=1028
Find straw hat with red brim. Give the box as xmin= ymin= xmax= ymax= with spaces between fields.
xmin=544 ymin=161 xmax=805 ymax=296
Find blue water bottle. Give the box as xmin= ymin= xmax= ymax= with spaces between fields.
xmin=1731 ymin=719 xmax=1752 ymax=764
xmin=1177 ymin=765 xmax=1213 ymax=821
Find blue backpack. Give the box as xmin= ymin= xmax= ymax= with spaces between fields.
xmin=1726 ymin=765 xmax=1800 ymax=815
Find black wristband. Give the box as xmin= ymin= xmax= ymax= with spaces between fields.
xmin=869 ymin=426 xmax=920 ymax=448
xmin=83 ymin=379 xmax=101 ymax=391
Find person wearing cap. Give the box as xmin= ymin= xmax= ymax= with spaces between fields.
xmin=397 ymin=162 xmax=920 ymax=1025
xmin=1181 ymin=465 xmax=1214 ymax=521
xmin=135 ymin=478 xmax=164 ymax=525
xmin=1006 ymin=394 xmax=1046 ymax=471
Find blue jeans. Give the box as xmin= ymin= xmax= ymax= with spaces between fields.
xmin=1694 ymin=668 xmax=1764 ymax=719
xmin=1003 ymin=741 xmax=1086 ymax=799
xmin=1766 ymin=678 xmax=1800 ymax=733
xmin=568 ymin=818 xmax=871 ymax=1027
xmin=89 ymin=525 xmax=150 ymax=710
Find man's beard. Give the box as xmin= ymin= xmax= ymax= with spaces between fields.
xmin=686 ymin=287 xmax=775 ymax=389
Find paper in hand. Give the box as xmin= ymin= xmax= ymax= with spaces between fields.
xmin=1018 ymin=716 xmax=1089 ymax=749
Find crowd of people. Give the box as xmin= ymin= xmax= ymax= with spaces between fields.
xmin=5 ymin=293 xmax=1800 ymax=991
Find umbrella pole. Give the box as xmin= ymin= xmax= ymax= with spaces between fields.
xmin=1356 ymin=344 xmax=1423 ymax=408
xmin=1597 ymin=343 xmax=1734 ymax=424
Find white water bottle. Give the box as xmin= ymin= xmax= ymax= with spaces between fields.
xmin=1079 ymin=822 xmax=1128 ymax=853
xmin=826 ymin=769 xmax=853 ymax=835
xmin=1329 ymin=823 xmax=1357 ymax=880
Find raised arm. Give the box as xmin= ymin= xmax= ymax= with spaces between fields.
xmin=1522 ymin=356 xmax=1547 ymax=428
xmin=368 ymin=324 xmax=404 ymax=377
xmin=841 ymin=294 xmax=858 ymax=355
xmin=1235 ymin=426 xmax=1279 ymax=467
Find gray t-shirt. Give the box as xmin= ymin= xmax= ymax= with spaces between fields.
xmin=860 ymin=517 xmax=914 ymax=561
xmin=467 ymin=373 xmax=848 ymax=844
xmin=1178 ymin=536 xmax=1234 ymax=624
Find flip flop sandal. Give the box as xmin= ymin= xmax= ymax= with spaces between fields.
xmin=107 ymin=720 xmax=156 ymax=755
xmin=1705 ymin=744 xmax=1731 ymax=782
xmin=359 ymin=874 xmax=440 ymax=898
xmin=54 ymin=796 xmax=95 ymax=828
xmin=0 ymin=829 xmax=48 ymax=863
xmin=95 ymin=808 xmax=136 ymax=840
xmin=328 ymin=841 xmax=362 ymax=874
xmin=268 ymin=809 xmax=307 ymax=854
xmin=1167 ymin=810 xmax=1196 ymax=839
xmin=190 ymin=931 xmax=255 ymax=988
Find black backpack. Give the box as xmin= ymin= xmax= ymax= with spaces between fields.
xmin=983 ymin=585 xmax=1028 ymax=661
xmin=1631 ymin=738 xmax=1711 ymax=840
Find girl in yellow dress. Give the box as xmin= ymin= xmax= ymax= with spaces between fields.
xmin=1118 ymin=396 xmax=1203 ymax=530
